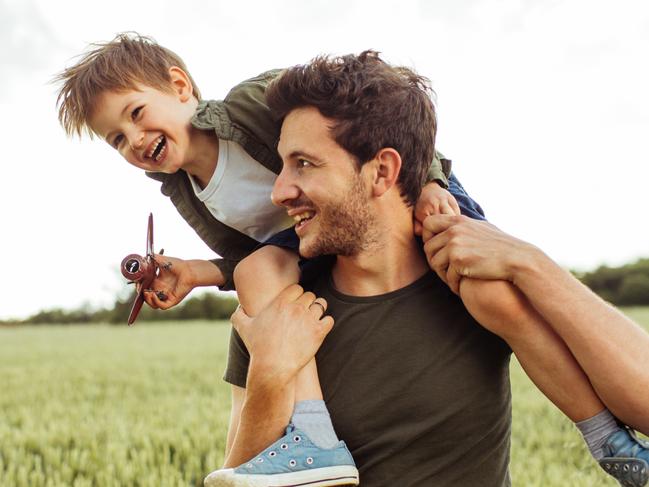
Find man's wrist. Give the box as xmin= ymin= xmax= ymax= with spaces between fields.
xmin=508 ymin=242 xmax=550 ymax=287
xmin=247 ymin=357 xmax=296 ymax=393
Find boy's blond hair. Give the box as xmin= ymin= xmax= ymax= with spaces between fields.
xmin=54 ymin=32 xmax=201 ymax=137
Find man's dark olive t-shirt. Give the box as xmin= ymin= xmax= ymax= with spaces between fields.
xmin=225 ymin=271 xmax=512 ymax=486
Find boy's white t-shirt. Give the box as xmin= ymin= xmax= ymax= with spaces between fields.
xmin=188 ymin=139 xmax=293 ymax=242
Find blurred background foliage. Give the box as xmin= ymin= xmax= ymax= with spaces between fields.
xmin=3 ymin=257 xmax=648 ymax=326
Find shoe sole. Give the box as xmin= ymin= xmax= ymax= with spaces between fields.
xmin=204 ymin=465 xmax=359 ymax=487
xmin=599 ymin=457 xmax=648 ymax=487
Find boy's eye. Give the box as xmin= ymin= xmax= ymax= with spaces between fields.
xmin=131 ymin=106 xmax=143 ymax=120
xmin=112 ymin=134 xmax=124 ymax=148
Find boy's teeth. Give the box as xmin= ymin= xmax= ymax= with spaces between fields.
xmin=147 ymin=135 xmax=164 ymax=158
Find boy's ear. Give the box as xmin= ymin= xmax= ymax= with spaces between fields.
xmin=367 ymin=148 xmax=402 ymax=198
xmin=168 ymin=66 xmax=193 ymax=102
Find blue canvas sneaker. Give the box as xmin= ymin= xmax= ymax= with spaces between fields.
xmin=599 ymin=427 xmax=649 ymax=487
xmin=204 ymin=424 xmax=359 ymax=487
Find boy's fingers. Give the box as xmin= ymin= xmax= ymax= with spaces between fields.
xmin=414 ymin=203 xmax=432 ymax=225
xmin=413 ymin=219 xmax=423 ymax=236
xmin=142 ymin=290 xmax=160 ymax=309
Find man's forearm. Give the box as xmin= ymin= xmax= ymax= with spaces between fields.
xmin=511 ymin=247 xmax=649 ymax=430
xmin=224 ymin=361 xmax=296 ymax=467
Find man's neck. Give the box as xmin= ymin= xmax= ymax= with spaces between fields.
xmin=184 ymin=126 xmax=220 ymax=189
xmin=331 ymin=212 xmax=429 ymax=297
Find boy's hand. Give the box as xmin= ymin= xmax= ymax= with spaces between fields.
xmin=414 ymin=181 xmax=461 ymax=235
xmin=139 ymin=254 xmax=196 ymax=310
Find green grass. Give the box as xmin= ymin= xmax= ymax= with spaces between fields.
xmin=1 ymin=309 xmax=648 ymax=486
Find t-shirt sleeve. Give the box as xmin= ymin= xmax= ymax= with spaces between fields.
xmin=223 ymin=327 xmax=250 ymax=387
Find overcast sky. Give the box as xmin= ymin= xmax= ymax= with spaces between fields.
xmin=1 ymin=0 xmax=647 ymax=320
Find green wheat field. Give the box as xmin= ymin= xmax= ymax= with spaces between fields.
xmin=2 ymin=308 xmax=649 ymax=487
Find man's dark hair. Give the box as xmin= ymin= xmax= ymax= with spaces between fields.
xmin=266 ymin=50 xmax=436 ymax=206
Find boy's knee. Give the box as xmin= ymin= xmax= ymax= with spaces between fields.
xmin=233 ymin=246 xmax=300 ymax=312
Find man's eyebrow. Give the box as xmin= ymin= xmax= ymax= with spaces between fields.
xmin=286 ymin=150 xmax=325 ymax=164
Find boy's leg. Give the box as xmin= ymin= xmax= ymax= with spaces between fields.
xmin=234 ymin=245 xmax=339 ymax=448
xmin=458 ymin=278 xmax=649 ymax=486
xmin=209 ymin=245 xmax=358 ymax=487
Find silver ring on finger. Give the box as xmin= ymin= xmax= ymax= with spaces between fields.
xmin=310 ymin=299 xmax=327 ymax=317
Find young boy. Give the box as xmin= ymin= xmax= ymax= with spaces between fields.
xmin=55 ymin=34 xmax=649 ymax=487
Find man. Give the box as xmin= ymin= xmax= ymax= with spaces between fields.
xmin=218 ymin=51 xmax=649 ymax=487
xmin=221 ymin=51 xmax=513 ymax=486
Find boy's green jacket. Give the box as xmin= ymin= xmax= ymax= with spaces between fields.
xmin=147 ymin=70 xmax=452 ymax=290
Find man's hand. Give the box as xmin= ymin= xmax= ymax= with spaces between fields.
xmin=421 ymin=214 xmax=536 ymax=294
xmin=414 ymin=181 xmax=461 ymax=235
xmin=231 ymin=284 xmax=334 ymax=387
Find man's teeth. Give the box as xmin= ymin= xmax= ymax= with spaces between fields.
xmin=293 ymin=212 xmax=315 ymax=224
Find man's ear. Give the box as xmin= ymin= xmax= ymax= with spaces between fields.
xmin=168 ymin=66 xmax=193 ymax=102
xmin=368 ymin=148 xmax=402 ymax=198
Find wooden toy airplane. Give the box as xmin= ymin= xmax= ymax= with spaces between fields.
xmin=120 ymin=213 xmax=167 ymax=325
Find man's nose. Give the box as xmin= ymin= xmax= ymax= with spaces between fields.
xmin=271 ymin=169 xmax=300 ymax=207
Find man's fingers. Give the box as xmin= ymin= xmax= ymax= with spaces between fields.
xmin=427 ymin=245 xmax=451 ymax=285
xmin=295 ymin=290 xmax=317 ymax=308
xmin=447 ymin=267 xmax=463 ymax=295
xmin=450 ymin=198 xmax=461 ymax=216
xmin=275 ymin=284 xmax=305 ymax=305
xmin=308 ymin=297 xmax=328 ymax=319
xmin=422 ymin=214 xmax=462 ymax=236
xmin=230 ymin=304 xmax=253 ymax=332
xmin=318 ymin=315 xmax=335 ymax=334
xmin=423 ymin=230 xmax=451 ymax=261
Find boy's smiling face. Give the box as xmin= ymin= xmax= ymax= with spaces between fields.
xmin=89 ymin=67 xmax=198 ymax=175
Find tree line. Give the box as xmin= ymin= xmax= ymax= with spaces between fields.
xmin=3 ymin=291 xmax=239 ymax=326
xmin=575 ymin=258 xmax=649 ymax=306
xmin=3 ymin=257 xmax=648 ymax=326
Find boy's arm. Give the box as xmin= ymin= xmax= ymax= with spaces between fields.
xmin=142 ymin=256 xmax=226 ymax=309
xmin=422 ymin=214 xmax=649 ymax=432
xmin=425 ymin=150 xmax=452 ymax=188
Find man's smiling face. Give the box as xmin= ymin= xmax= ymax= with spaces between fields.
xmin=88 ymin=71 xmax=197 ymax=175
xmin=272 ymin=106 xmax=377 ymax=259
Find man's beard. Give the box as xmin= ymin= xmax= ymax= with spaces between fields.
xmin=300 ymin=176 xmax=378 ymax=258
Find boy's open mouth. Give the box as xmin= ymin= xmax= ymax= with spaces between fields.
xmin=146 ymin=135 xmax=167 ymax=162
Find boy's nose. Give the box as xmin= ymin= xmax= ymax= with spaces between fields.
xmin=271 ymin=170 xmax=300 ymax=207
xmin=128 ymin=131 xmax=145 ymax=151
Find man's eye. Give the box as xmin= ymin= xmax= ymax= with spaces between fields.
xmin=297 ymin=159 xmax=312 ymax=168
xmin=131 ymin=106 xmax=143 ymax=120
xmin=112 ymin=134 xmax=124 ymax=148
